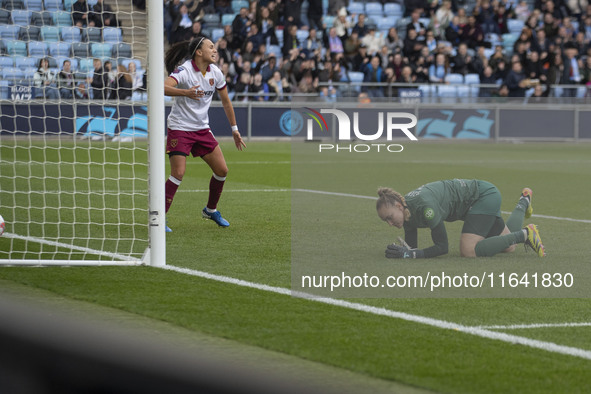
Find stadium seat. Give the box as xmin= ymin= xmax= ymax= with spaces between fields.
xmin=457 ymin=85 xmax=470 ymax=98
xmin=71 ymin=41 xmax=90 ymax=57
xmin=19 ymin=26 xmax=41 ymax=41
xmin=384 ymin=3 xmax=403 ymax=16
xmin=266 ymin=44 xmax=281 ymax=58
xmin=77 ymin=56 xmax=93 ymax=72
xmin=202 ymin=13 xmax=220 ymax=29
xmin=43 ymin=0 xmax=64 ymax=11
xmin=102 ymin=27 xmax=121 ymax=43
xmin=437 ymin=85 xmax=458 ymax=97
xmin=365 ymin=2 xmax=384 ymax=17
xmin=86 ymin=0 xmax=97 ymax=6
xmin=31 ymin=11 xmax=53 ymax=26
xmin=5 ymin=40 xmax=27 ymax=56
xmin=0 ymin=9 xmax=10 ymax=24
xmin=10 ymin=9 xmax=31 ymax=26
xmin=22 ymin=66 xmax=36 ymax=79
xmin=323 ymin=15 xmax=336 ymax=27
xmin=111 ymin=42 xmax=132 ymax=58
xmin=418 ymin=84 xmax=434 ymax=98
xmin=376 ymin=16 xmax=399 ymax=31
xmin=231 ymin=0 xmax=248 ymax=13
xmin=0 ymin=56 xmax=15 ymax=68
xmin=347 ymin=1 xmax=364 ymax=14
xmin=63 ymin=0 xmax=74 ymax=10
xmin=507 ymin=19 xmax=524 ymax=34
xmin=348 ymin=71 xmax=364 ymax=92
xmin=23 ymin=0 xmax=43 ymax=10
xmin=0 ymin=25 xmax=20 ymax=41
xmin=1 ymin=0 xmax=24 ymax=10
xmin=0 ymin=80 xmax=10 ymax=100
xmin=28 ymin=40 xmax=47 ymax=56
xmin=275 ymin=28 xmax=283 ymax=45
xmin=53 ymin=10 xmax=73 ymax=26
xmin=91 ymin=42 xmax=112 ymax=57
xmin=61 ymin=26 xmax=81 ymax=42
xmin=211 ymin=28 xmax=224 ymax=43
xmin=2 ymin=67 xmax=24 ymax=81
xmin=15 ymin=56 xmax=39 ymax=70
xmin=296 ymin=29 xmax=309 ymax=42
xmin=82 ymin=27 xmax=102 ymax=42
xmin=445 ymin=73 xmax=464 ymax=84
xmin=221 ymin=13 xmax=236 ymax=26
xmin=40 ymin=26 xmax=60 ymax=41
xmin=48 ymin=41 xmax=70 ymax=56
xmin=120 ymin=58 xmax=142 ymax=71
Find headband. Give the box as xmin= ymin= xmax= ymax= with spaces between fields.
xmin=192 ymin=37 xmax=206 ymax=57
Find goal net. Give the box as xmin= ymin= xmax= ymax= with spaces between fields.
xmin=0 ymin=0 xmax=165 ymax=266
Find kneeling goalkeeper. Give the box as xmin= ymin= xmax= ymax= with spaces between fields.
xmin=376 ymin=179 xmax=546 ymax=259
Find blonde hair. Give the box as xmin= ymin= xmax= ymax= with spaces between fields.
xmin=376 ymin=187 xmax=411 ymax=221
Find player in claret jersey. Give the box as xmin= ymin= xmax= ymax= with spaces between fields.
xmin=164 ymin=36 xmax=246 ymax=230
xmin=376 ymin=179 xmax=546 ymax=258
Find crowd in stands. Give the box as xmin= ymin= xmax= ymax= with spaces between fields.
xmin=162 ymin=0 xmax=591 ymax=100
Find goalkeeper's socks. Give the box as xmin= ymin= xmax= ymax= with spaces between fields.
xmin=474 ymin=230 xmax=527 ymax=257
xmin=165 ymin=176 xmax=182 ymax=213
xmin=207 ymin=173 xmax=226 ymax=210
xmin=505 ymin=198 xmax=528 ymax=232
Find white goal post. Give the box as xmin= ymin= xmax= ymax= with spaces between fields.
xmin=0 ymin=0 xmax=165 ymax=266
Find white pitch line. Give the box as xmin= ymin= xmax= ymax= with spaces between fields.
xmin=293 ymin=188 xmax=591 ymax=224
xmin=162 ymin=264 xmax=591 ymax=361
xmin=477 ymin=322 xmax=591 ymax=330
xmin=1 ymin=232 xmax=141 ymax=262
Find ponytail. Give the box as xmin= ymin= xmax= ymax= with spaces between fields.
xmin=164 ymin=36 xmax=209 ymax=74
xmin=376 ymin=187 xmax=411 ymax=221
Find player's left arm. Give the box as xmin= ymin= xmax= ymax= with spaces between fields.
xmin=386 ymin=221 xmax=448 ymax=259
xmin=218 ymin=87 xmax=246 ymax=151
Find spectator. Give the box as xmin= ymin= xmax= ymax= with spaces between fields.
xmin=307 ymin=0 xmax=324 ymax=30
xmin=90 ymin=0 xmax=119 ymax=28
xmin=334 ymin=7 xmax=353 ymax=40
xmin=216 ymin=37 xmax=233 ymax=64
xmin=388 ymin=52 xmax=405 ymax=81
xmin=223 ymin=25 xmax=240 ymax=51
xmin=429 ymin=52 xmax=450 ymax=82
xmin=561 ymin=43 xmax=582 ymax=96
xmin=504 ymin=59 xmax=530 ymax=96
xmin=362 ymin=55 xmax=386 ymax=97
xmin=302 ymin=28 xmax=322 ymax=59
xmin=57 ymin=59 xmax=75 ymax=99
xmin=282 ymin=24 xmax=300 ymax=58
xmin=479 ymin=65 xmax=498 ymax=97
xmin=361 ymin=25 xmax=385 ymax=56
xmin=494 ymin=5 xmax=510 ymax=35
xmin=326 ymin=27 xmax=345 ymax=58
xmin=403 ymin=28 xmax=424 ymax=62
xmin=72 ymin=0 xmax=92 ymax=27
xmin=424 ymin=29 xmax=438 ymax=52
xmin=352 ymin=14 xmax=370 ymax=39
xmin=445 ymin=15 xmax=462 ymax=45
xmin=267 ymin=70 xmax=292 ymax=101
xmin=515 ymin=0 xmax=532 ymax=21
xmin=462 ymin=15 xmax=485 ymax=49
xmin=407 ymin=9 xmax=427 ymax=40
xmin=246 ymin=23 xmax=265 ymax=53
xmin=90 ymin=58 xmax=106 ymax=100
xmin=249 ymin=73 xmax=270 ymax=101
xmin=352 ymin=44 xmax=370 ymax=71
xmin=113 ymin=64 xmax=132 ymax=100
xmin=170 ymin=4 xmax=198 ymax=44
xmin=328 ymin=0 xmax=348 ymax=16
xmin=103 ymin=60 xmax=117 ymax=99
xmin=232 ymin=7 xmax=252 ymax=49
xmin=76 ymin=82 xmax=90 ymax=99
xmin=385 ymin=28 xmax=404 ymax=54
xmin=33 ymin=58 xmax=59 ymax=99
xmin=297 ymin=71 xmax=319 ymax=94
xmin=284 ymin=0 xmax=303 ymax=28
xmin=475 ymin=0 xmax=499 ymax=35
xmin=344 ymin=31 xmax=362 ymax=60
xmin=260 ymin=55 xmax=279 ymax=82
xmin=452 ymin=42 xmax=472 ymax=75
xmin=214 ymin=0 xmax=232 ymax=15
xmin=127 ymin=61 xmax=143 ymax=95
xmin=525 ymin=50 xmax=545 ymax=81
xmin=581 ymin=55 xmax=591 ymax=84
xmin=256 ymin=6 xmax=279 ymax=46
xmin=234 ymin=72 xmax=253 ymax=102
xmin=435 ymin=0 xmax=455 ymax=30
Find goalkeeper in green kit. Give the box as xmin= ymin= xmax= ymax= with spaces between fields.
xmin=376 ymin=179 xmax=546 ymax=259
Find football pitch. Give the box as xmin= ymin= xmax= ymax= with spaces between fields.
xmin=1 ymin=140 xmax=591 ymax=393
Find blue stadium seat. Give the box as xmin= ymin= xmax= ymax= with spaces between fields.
xmin=1 ymin=0 xmax=24 ymax=10
xmin=10 ymin=9 xmax=32 ymax=26
xmin=348 ymin=71 xmax=364 ymax=92
xmin=77 ymin=56 xmax=93 ymax=72
xmin=296 ymin=29 xmax=309 ymax=42
xmin=221 ymin=13 xmax=236 ymax=26
xmin=457 ymin=85 xmax=470 ymax=98
xmin=0 ymin=56 xmax=15 ymax=68
xmin=2 ymin=67 xmax=24 ymax=81
xmin=0 ymin=80 xmax=10 ymax=99
xmin=31 ymin=11 xmax=53 ymax=26
xmin=211 ymin=28 xmax=224 ymax=43
xmin=91 ymin=42 xmax=112 ymax=57
xmin=202 ymin=13 xmax=220 ymax=29
xmin=231 ymin=0 xmax=248 ymax=13
xmin=19 ymin=26 xmax=41 ymax=41
xmin=437 ymin=85 xmax=458 ymax=97
xmin=445 ymin=73 xmax=464 ymax=84
xmin=102 ymin=27 xmax=121 ymax=43
xmin=86 ymin=0 xmax=97 ymax=6
xmin=82 ymin=27 xmax=102 ymax=42
xmin=0 ymin=9 xmax=10 ymax=24
xmin=111 ymin=42 xmax=131 ymax=58
xmin=0 ymin=25 xmax=20 ymax=41
xmin=40 ymin=26 xmax=60 ymax=41
xmin=266 ymin=44 xmax=281 ymax=58
xmin=275 ymin=28 xmax=283 ymax=45
xmin=71 ymin=41 xmax=90 ymax=57
xmin=323 ymin=15 xmax=336 ymax=28
xmin=365 ymin=2 xmax=384 ymax=17
xmin=27 ymin=40 xmax=47 ymax=56
xmin=44 ymin=0 xmax=63 ymax=11
xmin=61 ymin=26 xmax=81 ymax=42
xmin=15 ymin=56 xmax=38 ymax=69
xmin=5 ymin=40 xmax=27 ymax=56
xmin=384 ymin=3 xmax=403 ymax=16
xmin=376 ymin=16 xmax=399 ymax=31
xmin=53 ymin=10 xmax=73 ymax=26
xmin=120 ymin=58 xmax=142 ymax=71
xmin=23 ymin=66 xmax=36 ymax=80
xmin=347 ymin=2 xmax=364 ymax=14
xmin=507 ymin=19 xmax=524 ymax=34
xmin=63 ymin=0 xmax=75 ymax=10
xmin=23 ymin=0 xmax=43 ymax=10
xmin=48 ymin=41 xmax=70 ymax=56
xmin=418 ymin=84 xmax=435 ymax=98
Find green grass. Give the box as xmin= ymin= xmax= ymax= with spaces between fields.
xmin=1 ymin=141 xmax=591 ymax=393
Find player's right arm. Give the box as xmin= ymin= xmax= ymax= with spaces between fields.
xmin=164 ymin=76 xmax=201 ymax=100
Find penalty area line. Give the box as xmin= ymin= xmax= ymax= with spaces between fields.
xmin=476 ymin=322 xmax=591 ymax=330
xmin=162 ymin=264 xmax=591 ymax=361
